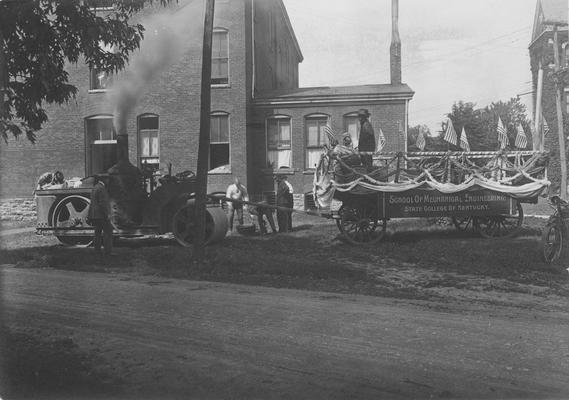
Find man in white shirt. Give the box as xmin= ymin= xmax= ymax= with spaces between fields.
xmin=226 ymin=177 xmax=249 ymax=231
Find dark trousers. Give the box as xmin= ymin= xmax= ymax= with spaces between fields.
xmin=360 ymin=154 xmax=373 ymax=170
xmin=277 ymin=209 xmax=290 ymax=233
xmin=93 ymin=218 xmax=113 ymax=255
xmin=228 ymin=206 xmax=243 ymax=230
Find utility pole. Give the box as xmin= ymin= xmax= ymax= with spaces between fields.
xmin=552 ymin=25 xmax=567 ymax=200
xmin=193 ymin=0 xmax=215 ymax=261
xmin=534 ymin=61 xmax=544 ymax=150
xmin=0 ymin=28 xmax=7 ymax=132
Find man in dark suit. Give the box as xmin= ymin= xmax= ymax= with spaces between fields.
xmin=357 ymin=108 xmax=376 ymax=169
xmin=275 ymin=175 xmax=292 ymax=233
xmin=88 ymin=175 xmax=113 ymax=256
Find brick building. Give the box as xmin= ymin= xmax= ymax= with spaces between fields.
xmin=0 ymin=0 xmax=413 ymax=205
xmin=529 ymin=0 xmax=568 ymax=190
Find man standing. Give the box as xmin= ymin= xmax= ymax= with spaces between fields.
xmin=276 ymin=175 xmax=292 ymax=232
xmin=88 ymin=175 xmax=113 ymax=256
xmin=357 ymin=109 xmax=376 ymax=169
xmin=226 ymin=177 xmax=249 ymax=231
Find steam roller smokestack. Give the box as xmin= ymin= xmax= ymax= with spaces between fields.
xmin=116 ymin=116 xmax=129 ymax=162
xmin=390 ymin=0 xmax=401 ymax=85
xmin=106 ymin=113 xmax=146 ymax=228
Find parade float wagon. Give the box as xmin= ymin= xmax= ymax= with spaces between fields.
xmin=313 ymin=148 xmax=550 ymax=245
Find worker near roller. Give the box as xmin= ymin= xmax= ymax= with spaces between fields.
xmin=357 ymin=108 xmax=376 ymax=169
xmin=226 ymin=177 xmax=249 ymax=231
xmin=275 ymin=175 xmax=293 ymax=232
xmin=35 ymin=170 xmax=65 ymax=190
xmin=249 ymin=199 xmax=277 ymax=235
xmin=87 ymin=174 xmax=113 ymax=256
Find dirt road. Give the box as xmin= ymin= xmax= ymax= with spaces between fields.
xmin=2 ymin=265 xmax=569 ymax=399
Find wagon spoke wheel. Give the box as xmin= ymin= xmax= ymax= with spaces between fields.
xmin=476 ymin=201 xmax=523 ymax=239
xmin=452 ymin=216 xmax=475 ymax=231
xmin=541 ymin=218 xmax=564 ymax=264
xmin=51 ymin=195 xmax=93 ymax=246
xmin=338 ymin=204 xmax=386 ymax=245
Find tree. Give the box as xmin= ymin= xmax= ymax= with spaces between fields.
xmin=0 ymin=0 xmax=173 ymax=143
xmin=442 ymin=98 xmax=532 ymax=151
xmin=407 ymin=124 xmax=435 ymax=151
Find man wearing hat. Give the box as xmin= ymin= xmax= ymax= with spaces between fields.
xmin=357 ymin=109 xmax=376 ymax=169
xmin=88 ymin=174 xmax=113 ymax=256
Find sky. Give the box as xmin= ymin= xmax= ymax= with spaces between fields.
xmin=282 ymin=0 xmax=537 ymax=134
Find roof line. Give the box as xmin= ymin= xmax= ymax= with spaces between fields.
xmin=253 ymin=94 xmax=415 ymax=106
xmin=277 ymin=0 xmax=303 ymax=62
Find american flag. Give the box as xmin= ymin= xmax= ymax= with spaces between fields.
xmin=497 ymin=117 xmax=509 ymax=149
xmin=459 ymin=127 xmax=470 ymax=151
xmin=443 ymin=118 xmax=457 ymax=146
xmin=415 ymin=127 xmax=426 ymax=151
xmin=515 ymin=124 xmax=528 ymax=149
xmin=376 ymin=128 xmax=386 ymax=152
xmin=542 ymin=113 xmax=550 ymax=136
xmin=323 ymin=125 xmax=338 ymax=146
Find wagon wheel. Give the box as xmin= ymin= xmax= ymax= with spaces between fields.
xmin=541 ymin=217 xmax=565 ymax=264
xmin=338 ymin=204 xmax=386 ymax=245
xmin=336 ymin=204 xmax=377 ymax=233
xmin=51 ymin=195 xmax=93 ymax=246
xmin=172 ymin=204 xmax=216 ymax=247
xmin=452 ymin=216 xmax=475 ymax=231
xmin=475 ymin=201 xmax=523 ymax=239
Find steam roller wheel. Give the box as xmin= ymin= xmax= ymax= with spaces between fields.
xmin=172 ymin=204 xmax=228 ymax=247
xmin=51 ymin=195 xmax=93 ymax=246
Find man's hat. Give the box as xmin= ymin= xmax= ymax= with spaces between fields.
xmin=357 ymin=108 xmax=370 ymax=117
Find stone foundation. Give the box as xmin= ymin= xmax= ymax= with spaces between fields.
xmin=0 ymin=198 xmax=37 ymax=221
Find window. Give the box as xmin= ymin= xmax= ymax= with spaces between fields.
xmin=90 ymin=68 xmax=112 ymax=90
xmin=85 ymin=115 xmax=117 ymax=175
xmin=267 ymin=116 xmax=291 ymax=169
xmin=305 ymin=115 xmax=329 ymax=169
xmin=344 ymin=113 xmax=360 ymax=148
xmin=89 ymin=42 xmax=115 ymax=91
xmin=212 ymin=29 xmax=229 ymax=85
xmin=210 ymin=113 xmax=230 ymax=172
xmin=138 ymin=114 xmax=160 ymax=171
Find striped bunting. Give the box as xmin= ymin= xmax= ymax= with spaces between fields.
xmin=415 ymin=127 xmax=426 ymax=151
xmin=443 ymin=118 xmax=457 ymax=146
xmin=376 ymin=128 xmax=387 ymax=152
xmin=459 ymin=127 xmax=470 ymax=151
xmin=497 ymin=117 xmax=509 ymax=149
xmin=515 ymin=124 xmax=528 ymax=149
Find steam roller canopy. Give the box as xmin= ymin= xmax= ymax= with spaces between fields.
xmin=172 ymin=204 xmax=228 ymax=247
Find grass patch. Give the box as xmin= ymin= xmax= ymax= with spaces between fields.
xmin=1 ymin=214 xmax=568 ymax=304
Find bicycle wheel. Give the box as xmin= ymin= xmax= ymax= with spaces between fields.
xmin=542 ymin=219 xmax=563 ymax=264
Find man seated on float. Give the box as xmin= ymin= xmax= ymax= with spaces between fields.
xmin=331 ymin=133 xmax=357 ymax=156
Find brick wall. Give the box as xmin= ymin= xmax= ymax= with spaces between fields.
xmin=248 ymin=101 xmax=408 ymax=196
xmin=0 ymin=198 xmax=36 ymax=221
xmin=530 ymin=29 xmax=568 ymax=192
xmin=0 ymin=0 xmax=253 ymax=199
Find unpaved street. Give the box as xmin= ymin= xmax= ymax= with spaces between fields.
xmin=2 ymin=265 xmax=569 ymax=399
